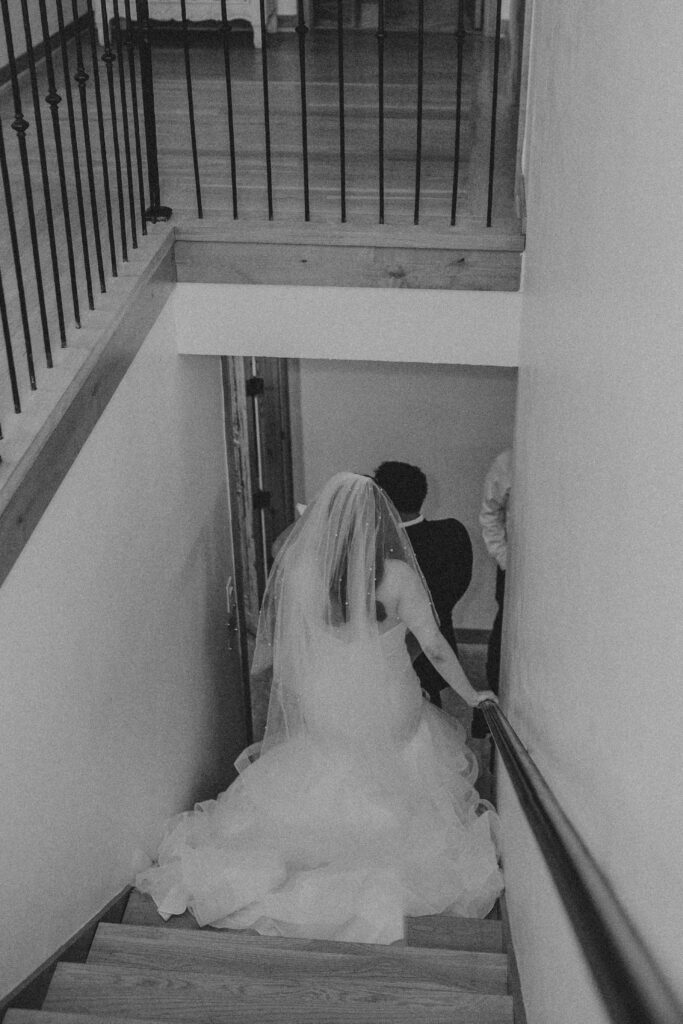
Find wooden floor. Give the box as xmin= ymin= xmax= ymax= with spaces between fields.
xmin=149 ymin=26 xmax=520 ymax=229
xmin=0 ymin=21 xmax=522 ymax=432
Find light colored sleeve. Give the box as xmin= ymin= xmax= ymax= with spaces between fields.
xmin=479 ymin=449 xmax=512 ymax=570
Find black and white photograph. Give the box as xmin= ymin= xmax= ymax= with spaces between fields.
xmin=0 ymin=2 xmax=681 ymax=1023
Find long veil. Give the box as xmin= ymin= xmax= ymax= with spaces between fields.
xmin=248 ymin=472 xmax=437 ymax=758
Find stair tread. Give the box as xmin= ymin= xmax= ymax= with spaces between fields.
xmin=124 ymin=890 xmax=506 ymax=952
xmin=121 ymin=891 xmax=200 ymax=930
xmin=3 ymin=1015 xmax=157 ymax=1024
xmin=405 ymin=914 xmax=505 ymax=952
xmin=43 ymin=962 xmax=513 ymax=1023
xmin=9 ymin=998 xmax=513 ymax=1024
xmin=89 ymin=923 xmax=508 ymax=993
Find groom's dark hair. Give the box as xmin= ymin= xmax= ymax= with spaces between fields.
xmin=373 ymin=462 xmax=427 ymax=514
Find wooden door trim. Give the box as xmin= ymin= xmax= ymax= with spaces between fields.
xmin=221 ymin=356 xmax=259 ymax=745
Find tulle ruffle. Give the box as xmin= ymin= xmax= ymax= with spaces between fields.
xmin=137 ymin=699 xmax=503 ymax=945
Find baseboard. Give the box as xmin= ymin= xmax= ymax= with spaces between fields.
xmin=0 ymin=887 xmax=131 ymax=1018
xmin=0 ymin=14 xmax=91 ymax=88
xmin=455 ymin=628 xmax=490 ymax=645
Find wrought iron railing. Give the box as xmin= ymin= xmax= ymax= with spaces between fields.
xmin=130 ymin=0 xmax=507 ymax=227
xmin=0 ymin=0 xmax=156 ymax=444
xmin=481 ymin=700 xmax=683 ymax=1024
xmin=0 ymin=0 xmax=517 ymax=447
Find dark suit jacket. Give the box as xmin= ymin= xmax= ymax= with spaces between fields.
xmin=405 ymin=518 xmax=473 ymax=696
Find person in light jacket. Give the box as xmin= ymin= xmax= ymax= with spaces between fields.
xmin=472 ymin=447 xmax=512 ymax=737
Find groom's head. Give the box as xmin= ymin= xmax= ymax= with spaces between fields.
xmin=373 ymin=462 xmax=427 ymax=517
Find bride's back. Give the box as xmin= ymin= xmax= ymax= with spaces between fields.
xmin=376 ymin=558 xmax=429 ymax=634
xmin=254 ymin=474 xmax=434 ymax=746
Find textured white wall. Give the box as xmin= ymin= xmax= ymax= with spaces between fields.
xmin=502 ymin=3 xmax=683 ymax=1021
xmin=0 ymin=302 xmax=247 ymax=1001
xmin=290 ymin=358 xmax=517 ymax=630
xmin=172 ymin=284 xmax=520 ymax=367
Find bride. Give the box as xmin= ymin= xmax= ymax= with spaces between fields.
xmin=138 ymin=472 xmax=504 ymax=944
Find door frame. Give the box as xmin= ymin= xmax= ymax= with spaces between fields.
xmin=221 ymin=355 xmax=295 ymax=743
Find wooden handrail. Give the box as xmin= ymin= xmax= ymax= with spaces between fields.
xmin=480 ymin=700 xmax=683 ymax=1024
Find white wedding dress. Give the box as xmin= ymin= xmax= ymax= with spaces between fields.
xmin=137 ymin=621 xmax=503 ymax=944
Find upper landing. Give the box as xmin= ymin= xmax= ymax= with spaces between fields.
xmin=150 ymin=25 xmax=525 ymax=292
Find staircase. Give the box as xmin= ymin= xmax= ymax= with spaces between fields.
xmin=5 ymin=891 xmax=515 ymax=1023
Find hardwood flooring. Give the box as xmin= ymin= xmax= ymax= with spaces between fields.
xmin=149 ymin=27 xmax=519 ymax=228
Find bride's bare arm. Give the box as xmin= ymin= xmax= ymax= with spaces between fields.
xmin=385 ymin=561 xmax=497 ymax=708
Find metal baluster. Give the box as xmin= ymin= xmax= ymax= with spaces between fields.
xmin=85 ymin=0 xmax=118 ymax=276
xmin=0 ymin=264 xmax=21 ymax=414
xmin=70 ymin=0 xmax=106 ymax=295
xmin=295 ymin=0 xmax=310 ymax=221
xmin=124 ymin=0 xmax=147 ymax=234
xmin=112 ymin=0 xmax=138 ymax=248
xmin=0 ymin=0 xmax=53 ymax=368
xmin=19 ymin=0 xmax=68 ymax=347
xmin=99 ymin=0 xmax=129 ymax=260
xmin=0 ymin=112 xmax=36 ymax=389
xmin=136 ymin=1 xmax=171 ymax=222
xmin=336 ymin=0 xmax=346 ymax=223
xmin=220 ymin=1 xmax=238 ymax=219
xmin=486 ymin=0 xmax=502 ymax=227
xmin=258 ymin=0 xmax=274 ymax=220
xmin=57 ymin=0 xmax=95 ymax=309
xmin=450 ymin=0 xmax=466 ymax=224
xmin=180 ymin=0 xmax=203 ymax=218
xmin=38 ymin=0 xmax=81 ymax=329
xmin=413 ymin=0 xmax=424 ymax=225
xmin=376 ymin=0 xmax=385 ymax=224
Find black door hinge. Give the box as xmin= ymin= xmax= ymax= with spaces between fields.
xmin=246 ymin=376 xmax=265 ymax=398
xmin=253 ymin=489 xmax=271 ymax=510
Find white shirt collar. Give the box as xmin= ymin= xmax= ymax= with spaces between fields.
xmin=400 ymin=514 xmax=424 ymax=528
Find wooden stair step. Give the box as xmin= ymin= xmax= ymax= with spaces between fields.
xmin=405 ymin=914 xmax=505 ymax=952
xmin=124 ymin=892 xmax=508 ymax=955
xmin=89 ymin=922 xmax=508 ymax=994
xmin=4 ymin=1015 xmax=157 ymax=1024
xmin=41 ymin=963 xmax=514 ymax=1023
xmin=8 ymin=1000 xmax=513 ymax=1024
xmin=121 ymin=890 xmax=199 ymax=929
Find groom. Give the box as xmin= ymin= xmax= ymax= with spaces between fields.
xmin=373 ymin=462 xmax=473 ymax=708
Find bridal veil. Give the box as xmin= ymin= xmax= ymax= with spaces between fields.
xmin=249 ymin=472 xmax=437 ymax=755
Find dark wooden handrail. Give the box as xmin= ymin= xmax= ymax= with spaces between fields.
xmin=480 ymin=699 xmax=683 ymax=1024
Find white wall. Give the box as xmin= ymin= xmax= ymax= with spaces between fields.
xmin=289 ymin=358 xmax=517 ymax=629
xmin=502 ymin=3 xmax=683 ymax=1021
xmin=172 ymin=284 xmax=520 ymax=367
xmin=172 ymin=284 xmax=520 ymax=631
xmin=0 ymin=300 xmax=246 ymax=1001
xmin=0 ymin=0 xmax=87 ymax=69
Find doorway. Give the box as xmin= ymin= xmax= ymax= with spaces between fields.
xmin=222 ymin=354 xmax=516 ymax=745
xmin=222 ymin=356 xmax=296 ymax=742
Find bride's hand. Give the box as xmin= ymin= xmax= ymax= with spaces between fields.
xmin=472 ymin=690 xmax=498 ymax=707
